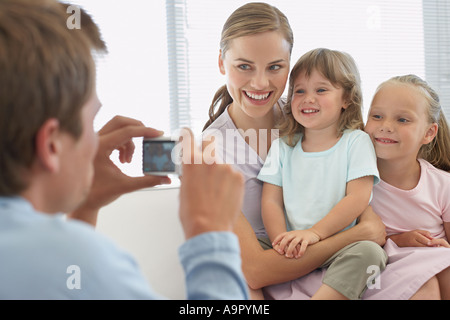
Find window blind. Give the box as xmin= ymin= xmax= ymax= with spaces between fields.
xmin=423 ymin=0 xmax=450 ymax=122
xmin=166 ymin=0 xmax=450 ymax=135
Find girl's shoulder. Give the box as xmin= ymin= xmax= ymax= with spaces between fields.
xmin=419 ymin=158 xmax=450 ymax=181
xmin=340 ymin=129 xmax=372 ymax=148
xmin=343 ymin=128 xmax=370 ymax=139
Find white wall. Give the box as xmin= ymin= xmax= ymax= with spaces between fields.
xmin=96 ymin=187 xmax=186 ymax=299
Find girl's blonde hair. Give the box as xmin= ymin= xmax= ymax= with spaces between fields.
xmin=279 ymin=48 xmax=364 ymax=146
xmin=377 ymin=75 xmax=450 ymax=172
xmin=202 ymin=2 xmax=293 ymax=131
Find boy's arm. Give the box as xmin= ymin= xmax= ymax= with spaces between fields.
xmin=261 ymin=182 xmax=286 ymax=243
xmin=312 ymin=175 xmax=374 ymax=240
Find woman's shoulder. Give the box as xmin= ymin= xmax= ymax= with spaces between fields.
xmin=204 ymin=107 xmax=234 ymax=133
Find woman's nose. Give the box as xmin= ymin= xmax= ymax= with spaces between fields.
xmin=251 ymin=71 xmax=269 ymax=90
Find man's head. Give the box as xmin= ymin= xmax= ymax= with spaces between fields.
xmin=0 ymin=0 xmax=106 ymax=212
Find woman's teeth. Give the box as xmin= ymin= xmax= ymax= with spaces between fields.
xmin=245 ymin=91 xmax=270 ymax=100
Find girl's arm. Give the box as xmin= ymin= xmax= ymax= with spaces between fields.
xmin=261 ymin=182 xmax=286 ymax=243
xmin=235 ymin=205 xmax=386 ymax=289
xmin=312 ymin=175 xmax=373 ymax=240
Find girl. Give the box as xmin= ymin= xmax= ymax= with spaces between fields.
xmin=203 ymin=2 xmax=387 ymax=300
xmin=258 ymin=48 xmax=385 ymax=299
xmin=364 ymin=75 xmax=450 ymax=300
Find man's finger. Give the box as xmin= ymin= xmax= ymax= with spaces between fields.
xmin=101 ymin=126 xmax=163 ymax=152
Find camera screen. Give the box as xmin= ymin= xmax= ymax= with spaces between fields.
xmin=143 ymin=140 xmax=176 ymax=173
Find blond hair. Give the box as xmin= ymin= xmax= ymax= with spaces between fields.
xmin=279 ymin=48 xmax=364 ymax=146
xmin=376 ymin=75 xmax=450 ymax=172
xmin=0 ymin=0 xmax=106 ymax=195
xmin=202 ymin=2 xmax=293 ymax=131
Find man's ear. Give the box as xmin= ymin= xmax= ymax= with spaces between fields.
xmin=218 ymin=50 xmax=226 ymax=75
xmin=34 ymin=118 xmax=62 ymax=173
xmin=423 ymin=122 xmax=438 ymax=145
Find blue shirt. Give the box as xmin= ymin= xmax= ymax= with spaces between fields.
xmin=258 ymin=129 xmax=379 ymax=232
xmin=0 ymin=197 xmax=249 ymax=299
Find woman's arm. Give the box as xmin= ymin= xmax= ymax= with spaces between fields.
xmin=444 ymin=222 xmax=450 ymax=243
xmin=261 ymin=182 xmax=286 ymax=243
xmin=236 ymin=205 xmax=386 ymax=289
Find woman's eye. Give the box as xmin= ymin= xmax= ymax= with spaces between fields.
xmin=269 ymin=65 xmax=281 ymax=71
xmin=238 ymin=64 xmax=251 ymax=70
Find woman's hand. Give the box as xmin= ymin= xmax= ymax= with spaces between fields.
xmin=354 ymin=206 xmax=387 ymax=246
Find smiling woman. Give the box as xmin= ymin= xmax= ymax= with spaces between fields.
xmin=218 ymin=31 xmax=291 ymax=123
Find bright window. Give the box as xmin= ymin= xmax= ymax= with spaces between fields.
xmin=68 ymin=0 xmax=449 ymax=177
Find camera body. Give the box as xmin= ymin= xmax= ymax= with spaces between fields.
xmin=142 ymin=136 xmax=181 ymax=176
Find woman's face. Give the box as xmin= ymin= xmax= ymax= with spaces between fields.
xmin=219 ymin=31 xmax=291 ymax=120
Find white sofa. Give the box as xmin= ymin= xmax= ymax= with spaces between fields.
xmin=97 ymin=186 xmax=186 ymax=299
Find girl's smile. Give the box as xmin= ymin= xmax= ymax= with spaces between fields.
xmin=365 ymin=82 xmax=437 ymax=162
xmin=291 ymin=69 xmax=347 ymax=133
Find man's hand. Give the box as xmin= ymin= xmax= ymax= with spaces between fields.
xmin=178 ymin=128 xmax=244 ymax=240
xmin=68 ymin=116 xmax=171 ymax=225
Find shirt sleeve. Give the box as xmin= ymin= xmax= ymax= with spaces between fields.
xmin=178 ymin=232 xmax=249 ymax=300
xmin=441 ymin=175 xmax=450 ymax=223
xmin=257 ymin=138 xmax=283 ymax=186
xmin=347 ymin=131 xmax=380 ymax=185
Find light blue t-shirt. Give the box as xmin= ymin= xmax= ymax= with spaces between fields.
xmin=258 ymin=129 xmax=379 ymax=232
xmin=0 ymin=197 xmax=248 ymax=300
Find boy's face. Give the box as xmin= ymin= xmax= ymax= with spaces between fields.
xmin=56 ymin=90 xmax=101 ymax=213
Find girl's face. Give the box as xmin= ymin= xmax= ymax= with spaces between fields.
xmin=290 ymin=69 xmax=347 ymax=134
xmin=219 ymin=31 xmax=290 ymax=120
xmin=365 ymin=83 xmax=438 ymax=162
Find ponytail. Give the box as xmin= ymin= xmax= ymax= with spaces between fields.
xmin=420 ymin=110 xmax=450 ymax=173
xmin=202 ymin=85 xmax=233 ymax=131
